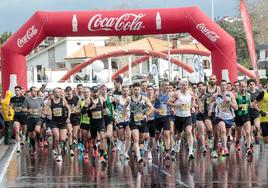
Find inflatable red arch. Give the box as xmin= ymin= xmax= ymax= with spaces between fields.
xmin=59 ymin=49 xmax=196 ymax=82
xmin=2 ymin=6 xmax=250 ymax=92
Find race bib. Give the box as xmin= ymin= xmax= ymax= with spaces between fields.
xmin=53 ymin=108 xmax=62 ymax=117
xmin=240 ymin=104 xmax=247 ymax=111
xmin=71 ymin=106 xmax=77 ymax=113
xmin=92 ymin=111 xmax=102 ymax=119
xmin=159 ymin=108 xmax=167 ymax=116
xmin=31 ymin=109 xmax=39 ymax=115
xmin=207 ymin=97 xmax=212 ymax=104
xmin=120 ymin=111 xmax=129 ymax=121
xmin=180 ymin=104 xmax=191 ymax=111
xmin=200 ymin=103 xmax=204 ymax=112
xmin=14 ymin=107 xmax=22 ymax=112
xmin=220 ymin=103 xmax=229 ymax=112
xmin=134 ymin=113 xmax=144 ymax=122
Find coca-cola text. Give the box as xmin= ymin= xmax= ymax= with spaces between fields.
xmin=196 ymin=23 xmax=220 ymax=42
xmin=17 ymin=26 xmax=38 ymax=48
xmin=88 ymin=13 xmax=146 ymax=32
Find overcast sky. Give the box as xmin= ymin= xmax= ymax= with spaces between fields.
xmin=0 ymin=0 xmax=239 ymax=33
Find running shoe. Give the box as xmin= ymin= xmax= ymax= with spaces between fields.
xmin=93 ymin=149 xmax=99 ymax=158
xmin=137 ymin=156 xmax=143 ymax=163
xmin=103 ymin=152 xmax=108 ymax=161
xmin=171 ymin=148 xmax=176 ymax=156
xmin=112 ymin=146 xmax=117 ymax=152
xmin=223 ymin=148 xmax=229 ymax=157
xmin=235 ymin=143 xmax=241 ymax=151
xmin=218 ymin=147 xmax=224 ymax=156
xmin=99 ymin=156 xmax=105 ymax=163
xmin=188 ymin=152 xmax=195 ymax=160
xmin=156 ymin=141 xmax=160 ymax=152
xmin=84 ymin=152 xmax=89 ymax=160
xmin=44 ymin=140 xmax=49 ymax=148
xmin=250 ymin=144 xmax=254 ymax=153
xmin=16 ymin=142 xmax=21 ymax=153
xmin=81 ymin=145 xmax=85 ymax=153
xmin=246 ymin=148 xmax=253 ymax=156
xmin=164 ymin=152 xmax=170 ymax=160
xmin=20 ymin=141 xmax=25 ymax=148
xmin=124 ymin=153 xmax=130 ymax=160
xmin=77 ymin=142 xmax=82 ymax=151
xmin=52 ymin=149 xmax=58 ymax=156
xmin=201 ymin=145 xmax=207 ymax=154
xmin=211 ymin=150 xmax=218 ymax=158
xmin=70 ymin=149 xmax=75 ymax=157
xmin=56 ymin=155 xmax=63 ymax=162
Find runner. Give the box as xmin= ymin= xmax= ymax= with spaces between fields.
xmin=23 ymin=86 xmax=44 ymax=156
xmin=154 ymin=80 xmax=172 ymax=160
xmin=100 ymin=85 xmax=116 ymax=152
xmin=65 ymin=86 xmax=81 ymax=156
xmin=168 ymin=79 xmax=195 ymax=160
xmin=114 ymin=85 xmax=131 ymax=160
xmin=80 ymin=87 xmax=91 ymax=160
xmin=145 ymin=85 xmax=156 ymax=160
xmin=247 ymin=79 xmax=261 ymax=144
xmin=125 ymin=82 xmax=154 ymax=163
xmin=253 ymin=82 xmax=268 ymax=144
xmin=211 ymin=80 xmax=238 ymax=157
xmin=234 ymin=81 xmax=253 ymax=156
xmin=203 ymin=75 xmax=218 ymax=158
xmin=87 ymin=86 xmax=108 ymax=163
xmin=10 ymin=86 xmax=27 ymax=153
xmin=196 ymin=81 xmax=208 ymax=155
xmin=45 ymin=87 xmax=70 ymax=162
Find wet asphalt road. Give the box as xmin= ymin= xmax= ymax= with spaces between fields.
xmin=1 ymin=143 xmax=268 ymax=188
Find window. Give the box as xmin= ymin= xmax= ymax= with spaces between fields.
xmin=203 ymin=60 xmax=210 ymax=69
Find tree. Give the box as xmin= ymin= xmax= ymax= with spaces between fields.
xmin=217 ymin=18 xmax=251 ymax=68
xmin=247 ymin=0 xmax=268 ymax=44
xmin=0 ymin=32 xmax=12 ymax=45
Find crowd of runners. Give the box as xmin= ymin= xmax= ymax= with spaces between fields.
xmin=2 ymin=74 xmax=268 ymax=164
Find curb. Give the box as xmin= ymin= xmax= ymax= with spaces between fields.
xmin=0 ymin=144 xmax=16 ymax=183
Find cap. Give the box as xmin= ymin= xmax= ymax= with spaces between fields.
xmin=65 ymin=86 xmax=72 ymax=91
xmin=91 ymin=86 xmax=99 ymax=92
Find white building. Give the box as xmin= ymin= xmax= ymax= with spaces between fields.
xmin=26 ymin=37 xmax=109 ymax=88
xmin=257 ymin=43 xmax=268 ymax=78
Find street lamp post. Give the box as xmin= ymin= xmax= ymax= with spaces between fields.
xmin=166 ymin=0 xmax=172 ymax=81
xmin=212 ymin=0 xmax=214 ymax=21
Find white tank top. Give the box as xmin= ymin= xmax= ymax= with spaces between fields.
xmin=215 ymin=92 xmax=234 ymax=120
xmin=115 ymin=96 xmax=130 ymax=123
xmin=175 ymin=91 xmax=192 ymax=117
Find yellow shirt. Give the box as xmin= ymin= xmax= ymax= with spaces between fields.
xmin=259 ymin=90 xmax=268 ymax=123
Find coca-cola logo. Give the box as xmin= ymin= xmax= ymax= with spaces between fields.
xmin=17 ymin=25 xmax=38 ymax=48
xmin=88 ymin=13 xmax=146 ymax=32
xmin=196 ymin=23 xmax=220 ymax=42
